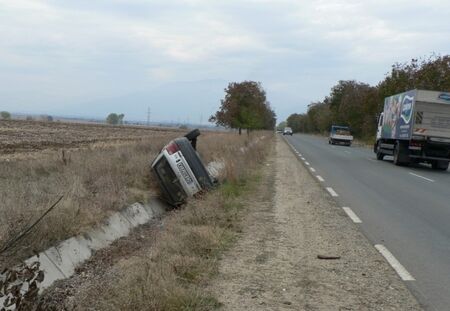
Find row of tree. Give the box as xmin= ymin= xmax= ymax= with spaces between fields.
xmin=1 ymin=111 xmax=11 ymax=120
xmin=210 ymin=81 xmax=276 ymax=134
xmin=106 ymin=113 xmax=125 ymax=125
xmin=286 ymin=55 xmax=450 ymax=140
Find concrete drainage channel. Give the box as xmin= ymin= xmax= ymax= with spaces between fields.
xmin=0 ymin=160 xmax=225 ymax=310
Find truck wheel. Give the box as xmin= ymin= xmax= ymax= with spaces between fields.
xmin=432 ymin=160 xmax=449 ymax=171
xmin=393 ymin=142 xmax=410 ymax=166
xmin=376 ymin=142 xmax=384 ymax=160
xmin=393 ymin=143 xmax=403 ymax=166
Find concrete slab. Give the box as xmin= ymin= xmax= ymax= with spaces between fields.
xmin=2 ymin=199 xmax=170 ymax=310
xmin=24 ymin=253 xmax=65 ymax=289
xmin=44 ymin=236 xmax=92 ymax=277
xmin=146 ymin=198 xmax=166 ymax=217
xmin=120 ymin=203 xmax=151 ymax=227
xmin=84 ymin=212 xmax=133 ymax=251
xmin=207 ymin=161 xmax=225 ymax=179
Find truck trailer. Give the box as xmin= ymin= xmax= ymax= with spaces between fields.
xmin=374 ymin=89 xmax=450 ymax=170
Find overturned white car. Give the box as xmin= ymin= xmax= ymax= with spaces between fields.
xmin=151 ymin=129 xmax=215 ymax=206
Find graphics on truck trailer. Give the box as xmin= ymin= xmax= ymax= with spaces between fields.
xmin=382 ymin=90 xmax=415 ymax=140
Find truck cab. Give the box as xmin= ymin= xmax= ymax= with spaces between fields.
xmin=329 ymin=125 xmax=353 ymax=146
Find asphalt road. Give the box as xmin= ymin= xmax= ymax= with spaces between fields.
xmin=284 ymin=134 xmax=450 ymax=311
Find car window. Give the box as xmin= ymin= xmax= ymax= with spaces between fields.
xmin=154 ymin=156 xmax=186 ymax=202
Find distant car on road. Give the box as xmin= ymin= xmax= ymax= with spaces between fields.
xmin=283 ymin=127 xmax=293 ymax=135
xmin=329 ymin=125 xmax=353 ymax=146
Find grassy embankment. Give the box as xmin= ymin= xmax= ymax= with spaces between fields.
xmin=0 ymin=130 xmax=266 ymax=268
xmin=79 ymin=132 xmax=272 ymax=310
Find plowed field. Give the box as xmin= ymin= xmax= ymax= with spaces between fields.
xmin=0 ymin=120 xmax=180 ymax=157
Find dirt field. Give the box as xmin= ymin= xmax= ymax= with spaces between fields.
xmin=0 ymin=119 xmax=181 ymax=158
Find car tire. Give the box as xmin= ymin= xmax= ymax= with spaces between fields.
xmin=174 ymin=137 xmax=214 ymax=190
xmin=184 ymin=129 xmax=200 ymax=141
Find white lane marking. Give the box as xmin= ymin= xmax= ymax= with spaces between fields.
xmin=299 ymin=153 xmax=303 ymax=156
xmin=342 ymin=207 xmax=362 ymax=223
xmin=374 ymin=245 xmax=415 ymax=281
xmin=310 ymin=167 xmax=316 ymax=172
xmin=316 ymin=175 xmax=325 ymax=182
xmin=301 ymin=157 xmax=306 ymax=161
xmin=367 ymin=158 xmax=377 ymax=162
xmin=305 ymin=161 xmax=310 ymax=166
xmin=409 ymin=172 xmax=434 ymax=183
xmin=326 ymin=187 xmax=339 ymax=197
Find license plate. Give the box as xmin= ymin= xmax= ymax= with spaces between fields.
xmin=177 ymin=162 xmax=193 ymax=184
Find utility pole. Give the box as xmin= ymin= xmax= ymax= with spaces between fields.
xmin=147 ymin=107 xmax=151 ymax=126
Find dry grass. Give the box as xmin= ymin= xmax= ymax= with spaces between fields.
xmin=0 ymin=128 xmax=270 ymax=268
xmin=85 ymin=132 xmax=272 ymax=311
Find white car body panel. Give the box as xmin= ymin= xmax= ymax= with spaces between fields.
xmin=152 ymin=148 xmax=201 ymax=197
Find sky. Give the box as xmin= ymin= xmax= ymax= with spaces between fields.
xmin=0 ymin=0 xmax=449 ymax=123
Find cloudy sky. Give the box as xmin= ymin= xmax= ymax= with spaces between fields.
xmin=1 ymin=0 xmax=449 ymax=123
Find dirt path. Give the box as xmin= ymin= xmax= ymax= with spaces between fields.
xmin=209 ymin=137 xmax=421 ymax=310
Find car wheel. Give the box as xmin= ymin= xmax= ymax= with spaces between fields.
xmin=184 ymin=129 xmax=200 ymax=141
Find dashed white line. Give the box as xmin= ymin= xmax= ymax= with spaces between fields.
xmin=310 ymin=167 xmax=316 ymax=172
xmin=342 ymin=207 xmax=362 ymax=223
xmin=299 ymin=153 xmax=303 ymax=156
xmin=301 ymin=157 xmax=306 ymax=161
xmin=409 ymin=172 xmax=434 ymax=183
xmin=316 ymin=175 xmax=325 ymax=182
xmin=375 ymin=245 xmax=415 ymax=281
xmin=326 ymin=187 xmax=339 ymax=197
xmin=305 ymin=161 xmax=310 ymax=166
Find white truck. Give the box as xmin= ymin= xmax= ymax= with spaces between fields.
xmin=329 ymin=125 xmax=353 ymax=146
xmin=374 ymin=89 xmax=450 ymax=170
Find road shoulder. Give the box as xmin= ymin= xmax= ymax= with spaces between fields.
xmin=208 ymin=136 xmax=422 ymax=310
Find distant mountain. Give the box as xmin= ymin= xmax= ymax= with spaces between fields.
xmin=66 ymin=79 xmax=228 ymax=123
